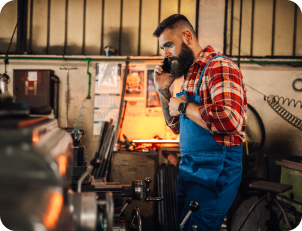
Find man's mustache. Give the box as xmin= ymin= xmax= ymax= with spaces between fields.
xmin=168 ymin=57 xmax=178 ymax=63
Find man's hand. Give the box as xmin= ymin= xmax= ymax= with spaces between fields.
xmin=154 ymin=62 xmax=175 ymax=90
xmin=169 ymin=95 xmax=188 ymax=116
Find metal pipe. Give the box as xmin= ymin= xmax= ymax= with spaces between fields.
xmin=230 ymin=0 xmax=234 ymax=56
xmin=138 ymin=0 xmax=142 ymax=56
xmin=271 ymin=0 xmax=276 ymax=56
xmin=293 ymin=4 xmax=298 ymax=56
xmin=195 ymin=0 xmax=200 ymax=40
xmin=2 ymin=56 xmax=302 ymax=64
xmin=238 ymin=0 xmax=243 ymax=68
xmin=114 ymin=60 xmax=129 ymax=147
xmin=1 ymin=56 xmax=301 ymax=101
xmin=119 ymin=0 xmax=124 ymax=56
xmin=77 ymin=165 xmax=94 ymax=192
xmin=51 ymin=74 xmax=60 ymax=119
xmin=46 ymin=0 xmax=50 ymax=54
xmin=223 ymin=0 xmax=228 ymax=55
xmin=250 ymin=0 xmax=255 ymax=56
xmin=86 ymin=59 xmax=91 ymax=99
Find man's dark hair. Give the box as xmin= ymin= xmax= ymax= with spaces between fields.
xmin=153 ymin=14 xmax=196 ymax=38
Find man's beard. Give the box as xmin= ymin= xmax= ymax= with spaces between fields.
xmin=169 ymin=41 xmax=195 ymax=79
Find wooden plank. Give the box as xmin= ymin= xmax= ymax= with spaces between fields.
xmin=49 ymin=0 xmax=66 ymax=55
xmin=140 ymin=0 xmax=159 ymax=56
xmin=274 ymin=0 xmax=295 ymax=56
xmin=121 ymin=0 xmax=140 ymax=56
xmin=276 ymin=160 xmax=302 ymax=172
xmin=253 ymin=0 xmax=273 ymax=56
xmin=85 ymin=0 xmax=103 ymax=55
xmin=32 ymin=0 xmax=48 ymax=54
xmin=66 ymin=0 xmax=84 ymax=55
xmin=103 ymin=0 xmax=121 ymax=55
xmin=249 ymin=180 xmax=292 ymax=193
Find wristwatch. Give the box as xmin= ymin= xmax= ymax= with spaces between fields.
xmin=178 ymin=101 xmax=189 ymax=115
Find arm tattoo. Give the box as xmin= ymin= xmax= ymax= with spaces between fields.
xmin=158 ymin=88 xmax=171 ymax=102
xmin=158 ymin=88 xmax=173 ymax=124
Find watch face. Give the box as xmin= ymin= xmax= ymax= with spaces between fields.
xmin=178 ymin=102 xmax=186 ymax=114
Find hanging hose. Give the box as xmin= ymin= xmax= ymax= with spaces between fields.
xmin=72 ymin=98 xmax=87 ymax=138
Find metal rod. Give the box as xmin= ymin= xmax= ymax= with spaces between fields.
xmin=195 ymin=0 xmax=199 ymax=40
xmin=271 ymin=0 xmax=276 ymax=56
xmin=17 ymin=0 xmax=28 ymax=54
xmin=238 ymin=0 xmax=243 ymax=68
xmin=29 ymin=0 xmax=33 ymax=52
xmin=77 ymin=165 xmax=93 ymax=192
xmin=114 ymin=60 xmax=129 ymax=146
xmin=223 ymin=0 xmax=228 ymax=55
xmin=100 ymin=0 xmax=105 ymax=55
xmin=86 ymin=59 xmax=91 ymax=99
xmin=1 ymin=56 xmax=302 ymax=65
xmin=230 ymin=0 xmax=234 ymax=56
xmin=60 ymin=67 xmax=77 ymax=127
xmin=237 ymin=196 xmax=267 ymax=231
xmin=8 ymin=6 xmax=21 ymax=55
xmin=138 ymin=0 xmax=142 ymax=56
xmin=273 ymin=199 xmax=292 ymax=230
xmin=157 ymin=0 xmax=161 ymax=55
xmin=250 ymin=0 xmax=255 ymax=56
xmin=119 ymin=0 xmax=124 ymax=55
xmin=293 ymin=4 xmax=297 ymax=56
xmin=82 ymin=0 xmax=87 ymax=55
xmin=46 ymin=0 xmax=50 ymax=54
xmin=64 ymin=0 xmax=69 ymax=56
xmin=178 ymin=0 xmax=181 ymax=14
xmin=180 ymin=210 xmax=192 ymax=230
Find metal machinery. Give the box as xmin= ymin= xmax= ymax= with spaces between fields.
xmin=0 ymin=97 xmax=162 ymax=231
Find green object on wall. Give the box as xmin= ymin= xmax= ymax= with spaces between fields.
xmin=278 ymin=165 xmax=302 ymax=213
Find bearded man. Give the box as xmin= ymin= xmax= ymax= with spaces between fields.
xmin=153 ymin=14 xmax=247 ymax=231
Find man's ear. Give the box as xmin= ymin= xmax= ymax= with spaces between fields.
xmin=183 ymin=31 xmax=193 ymax=45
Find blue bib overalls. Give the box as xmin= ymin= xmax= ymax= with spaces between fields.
xmin=176 ymin=56 xmax=243 ymax=231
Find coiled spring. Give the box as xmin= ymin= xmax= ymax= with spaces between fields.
xmin=267 ymin=95 xmax=302 ymax=131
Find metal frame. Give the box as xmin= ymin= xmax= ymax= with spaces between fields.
xmin=19 ymin=0 xmax=198 ymax=56
xmin=224 ymin=0 xmax=300 ymax=58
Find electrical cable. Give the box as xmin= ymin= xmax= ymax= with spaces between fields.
xmin=245 ymin=83 xmax=302 ymax=131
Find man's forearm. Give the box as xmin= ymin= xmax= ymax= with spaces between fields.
xmin=185 ymin=102 xmax=209 ymax=130
xmin=158 ymin=88 xmax=174 ymax=124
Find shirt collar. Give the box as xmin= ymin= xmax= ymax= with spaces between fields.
xmin=192 ymin=45 xmax=217 ymax=67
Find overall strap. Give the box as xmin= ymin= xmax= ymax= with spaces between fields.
xmin=195 ymin=55 xmax=234 ymax=91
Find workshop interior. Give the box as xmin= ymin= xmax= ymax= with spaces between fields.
xmin=0 ymin=0 xmax=302 ymax=230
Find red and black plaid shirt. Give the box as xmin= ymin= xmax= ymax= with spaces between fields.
xmin=169 ymin=46 xmax=247 ymax=147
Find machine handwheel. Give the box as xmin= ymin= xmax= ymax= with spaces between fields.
xmin=129 ymin=207 xmax=142 ymax=231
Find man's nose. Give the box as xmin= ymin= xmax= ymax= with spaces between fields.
xmin=164 ymin=47 xmax=172 ymax=58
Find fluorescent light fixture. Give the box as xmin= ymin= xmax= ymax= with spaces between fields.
xmin=132 ymin=139 xmax=179 ymax=143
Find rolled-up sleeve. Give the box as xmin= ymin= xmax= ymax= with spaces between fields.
xmin=199 ymin=60 xmax=246 ymax=135
xmin=167 ymin=116 xmax=180 ymax=134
